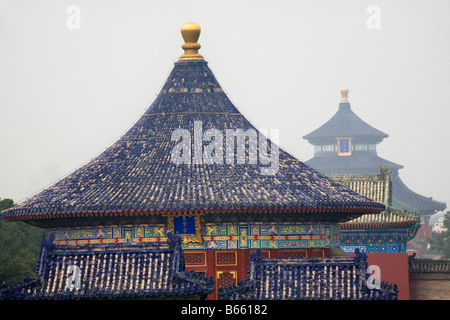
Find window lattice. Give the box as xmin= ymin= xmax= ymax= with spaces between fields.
xmin=185 ymin=253 xmax=205 ymax=265
xmin=217 ymin=252 xmax=236 ymax=265
xmin=218 ymin=272 xmax=235 ymax=288
xmin=278 ymin=250 xmax=307 ymax=258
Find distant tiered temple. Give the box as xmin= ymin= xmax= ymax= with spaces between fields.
xmin=303 ymin=88 xmax=446 ymax=217
xmin=1 ymin=24 xmax=398 ymax=300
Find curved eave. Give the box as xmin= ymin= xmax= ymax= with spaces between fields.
xmin=391 ymin=174 xmax=447 ymax=215
xmin=2 ymin=204 xmax=385 ymax=223
xmin=340 ymin=220 xmax=420 ymax=230
xmin=340 ymin=208 xmax=421 ymax=230
xmin=305 ymin=153 xmax=404 ymax=171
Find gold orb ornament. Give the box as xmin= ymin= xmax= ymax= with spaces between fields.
xmin=340 ymin=88 xmax=349 ymax=103
xmin=179 ymin=22 xmax=204 ymax=60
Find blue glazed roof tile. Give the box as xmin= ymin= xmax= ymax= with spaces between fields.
xmin=303 ymin=102 xmax=389 ymax=143
xmin=391 ymin=174 xmax=446 ymax=214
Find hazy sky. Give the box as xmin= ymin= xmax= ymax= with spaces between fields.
xmin=0 ymin=0 xmax=449 ymax=212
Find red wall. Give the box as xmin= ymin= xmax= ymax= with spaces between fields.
xmin=185 ymin=249 xmax=410 ymax=300
xmin=349 ymin=252 xmax=410 ymax=300
xmin=184 ymin=248 xmax=329 ymax=300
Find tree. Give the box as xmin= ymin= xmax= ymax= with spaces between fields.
xmin=0 ymin=198 xmax=14 ymax=212
xmin=0 ymin=198 xmax=49 ymax=283
xmin=428 ymin=211 xmax=450 ymax=259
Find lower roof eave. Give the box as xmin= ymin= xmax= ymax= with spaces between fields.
xmin=2 ymin=205 xmax=384 ymax=226
xmin=339 ymin=220 xmax=420 ymax=230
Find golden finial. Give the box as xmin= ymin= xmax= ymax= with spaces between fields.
xmin=340 ymin=87 xmax=349 ymax=103
xmin=179 ymin=22 xmax=203 ymax=60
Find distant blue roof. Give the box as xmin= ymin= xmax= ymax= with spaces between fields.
xmin=306 ymin=152 xmax=403 ymax=174
xmin=303 ymin=102 xmax=389 ymax=144
xmin=391 ymin=174 xmax=446 ymax=215
xmin=1 ymin=59 xmax=385 ymax=224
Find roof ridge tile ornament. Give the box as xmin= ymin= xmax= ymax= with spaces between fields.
xmin=303 ymin=87 xmax=389 ymax=142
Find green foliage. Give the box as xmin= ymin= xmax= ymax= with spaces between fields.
xmin=0 ymin=198 xmax=49 ymax=284
xmin=428 ymin=211 xmax=450 ymax=259
xmin=0 ymin=198 xmax=14 ymax=212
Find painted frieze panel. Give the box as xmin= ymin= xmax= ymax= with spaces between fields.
xmin=54 ymin=222 xmax=340 ymax=250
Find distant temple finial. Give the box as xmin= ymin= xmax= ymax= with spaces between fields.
xmin=180 ymin=22 xmax=203 ymax=60
xmin=340 ymin=88 xmax=349 ymax=103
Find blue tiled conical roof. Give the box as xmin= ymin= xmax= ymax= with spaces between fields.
xmin=303 ymin=103 xmax=388 ymax=144
xmin=0 ymin=25 xmax=385 ymax=225
xmin=303 ymin=88 xmax=388 ymax=145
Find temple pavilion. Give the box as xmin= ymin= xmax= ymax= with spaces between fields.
xmin=1 ymin=23 xmax=397 ymax=300
xmin=302 ymin=88 xmax=445 ymax=299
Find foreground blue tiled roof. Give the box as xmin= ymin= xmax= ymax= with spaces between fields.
xmin=0 ymin=233 xmax=214 ymax=300
xmin=1 ymin=41 xmax=386 ymax=224
xmin=218 ymin=249 xmax=398 ymax=300
xmin=303 ymin=101 xmax=389 ymax=144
